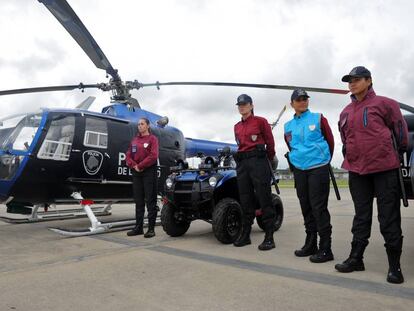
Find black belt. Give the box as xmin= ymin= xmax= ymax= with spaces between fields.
xmin=234 ymin=150 xmax=263 ymax=161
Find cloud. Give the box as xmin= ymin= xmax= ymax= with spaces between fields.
xmin=1 ymin=0 xmax=414 ymax=170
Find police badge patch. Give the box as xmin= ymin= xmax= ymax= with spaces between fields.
xmin=82 ymin=150 xmax=104 ymax=175
xmin=308 ymin=124 xmax=316 ymax=131
xmin=251 ymin=135 xmax=258 ymax=141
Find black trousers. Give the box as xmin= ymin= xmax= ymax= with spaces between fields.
xmin=132 ymin=165 xmax=158 ymax=228
xmin=293 ymin=164 xmax=332 ymax=239
xmin=236 ymin=156 xmax=275 ymax=230
xmin=349 ymin=169 xmax=402 ymax=249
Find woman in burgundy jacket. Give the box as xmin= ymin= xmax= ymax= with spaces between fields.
xmin=126 ymin=118 xmax=159 ymax=238
xmin=335 ymin=66 xmax=408 ymax=284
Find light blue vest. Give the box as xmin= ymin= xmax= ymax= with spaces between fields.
xmin=284 ymin=110 xmax=331 ymax=170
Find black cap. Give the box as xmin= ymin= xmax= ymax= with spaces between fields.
xmin=236 ymin=94 xmax=252 ymax=105
xmin=342 ymin=66 xmax=371 ymax=82
xmin=291 ymin=89 xmax=310 ymax=101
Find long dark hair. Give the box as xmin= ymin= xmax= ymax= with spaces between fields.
xmin=139 ymin=117 xmax=151 ymax=134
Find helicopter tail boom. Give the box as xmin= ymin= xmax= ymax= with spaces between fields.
xmin=184 ymin=137 xmax=237 ymax=158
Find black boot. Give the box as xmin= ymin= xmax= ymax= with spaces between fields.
xmin=233 ymin=225 xmax=251 ymax=247
xmin=144 ymin=227 xmax=155 ymax=238
xmin=127 ymin=226 xmax=144 ymax=236
xmin=386 ymin=238 xmax=404 ymax=284
xmin=295 ymin=232 xmax=317 ymax=257
xmin=258 ymin=229 xmax=275 ymax=251
xmin=335 ymin=241 xmax=366 ymax=272
xmin=144 ymin=217 xmax=156 ymax=238
xmin=309 ymin=235 xmax=333 ymax=263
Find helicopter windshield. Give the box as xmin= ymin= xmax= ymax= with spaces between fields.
xmin=0 ymin=113 xmax=42 ymax=151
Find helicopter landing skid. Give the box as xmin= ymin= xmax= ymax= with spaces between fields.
xmin=48 ymin=192 xmax=160 ymax=237
xmin=0 ymin=203 xmax=112 ymax=224
xmin=49 ymin=217 xmax=161 ymax=237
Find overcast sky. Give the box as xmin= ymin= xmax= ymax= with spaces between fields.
xmin=1 ymin=0 xmax=414 ymax=168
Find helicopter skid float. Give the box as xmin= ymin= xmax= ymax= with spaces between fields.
xmin=47 ymin=193 xmax=160 ymax=237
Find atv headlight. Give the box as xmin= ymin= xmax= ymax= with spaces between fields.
xmin=209 ymin=176 xmax=218 ymax=187
xmin=166 ymin=177 xmax=173 ymax=189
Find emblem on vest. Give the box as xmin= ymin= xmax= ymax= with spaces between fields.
xmin=82 ymin=150 xmax=104 ymax=175
xmin=144 ymin=143 xmax=149 ymax=148
xmin=251 ymin=135 xmax=258 ymax=141
xmin=308 ymin=124 xmax=316 ymax=131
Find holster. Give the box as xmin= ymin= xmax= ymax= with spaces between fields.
xmin=284 ymin=152 xmax=295 ymax=171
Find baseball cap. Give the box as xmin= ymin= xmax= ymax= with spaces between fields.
xmin=291 ymin=89 xmax=310 ymax=101
xmin=236 ymin=94 xmax=253 ymax=105
xmin=342 ymin=66 xmax=371 ymax=82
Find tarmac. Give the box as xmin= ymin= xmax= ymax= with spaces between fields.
xmin=1 ymin=188 xmax=414 ymax=311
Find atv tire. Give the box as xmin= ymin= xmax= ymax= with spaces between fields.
xmin=161 ymin=202 xmax=190 ymax=237
xmin=256 ymin=193 xmax=284 ymax=232
xmin=212 ymin=198 xmax=243 ymax=244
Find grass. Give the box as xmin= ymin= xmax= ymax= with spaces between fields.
xmin=277 ymin=179 xmax=349 ymax=188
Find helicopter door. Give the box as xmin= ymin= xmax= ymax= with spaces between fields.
xmin=70 ymin=116 xmax=110 ymax=181
xmin=103 ymin=120 xmax=134 ymax=182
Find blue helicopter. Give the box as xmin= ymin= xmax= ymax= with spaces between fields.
xmin=0 ymin=0 xmax=384 ymax=235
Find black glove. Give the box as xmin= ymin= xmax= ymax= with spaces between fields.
xmin=270 ymin=156 xmax=278 ymax=171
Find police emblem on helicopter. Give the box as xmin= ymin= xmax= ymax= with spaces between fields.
xmin=82 ymin=150 xmax=103 ymax=175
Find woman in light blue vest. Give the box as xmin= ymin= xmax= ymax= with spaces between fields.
xmin=284 ymin=89 xmax=335 ymax=263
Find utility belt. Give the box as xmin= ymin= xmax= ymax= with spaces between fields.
xmin=234 ymin=145 xmax=267 ymax=162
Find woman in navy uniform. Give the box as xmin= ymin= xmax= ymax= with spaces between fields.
xmin=233 ymin=94 xmax=277 ymax=251
xmin=284 ymin=89 xmax=335 ymax=263
xmin=126 ymin=118 xmax=159 ymax=238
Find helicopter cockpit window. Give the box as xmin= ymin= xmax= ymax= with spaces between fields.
xmin=37 ymin=116 xmax=75 ymax=161
xmin=83 ymin=118 xmax=108 ymax=149
xmin=0 ymin=113 xmax=42 ymax=152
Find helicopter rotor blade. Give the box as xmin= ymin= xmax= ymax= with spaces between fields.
xmin=0 ymin=84 xmax=100 ymax=96
xmin=399 ymin=103 xmax=414 ymax=114
xmin=38 ymin=0 xmax=120 ymax=81
xmin=137 ymin=81 xmax=349 ymax=95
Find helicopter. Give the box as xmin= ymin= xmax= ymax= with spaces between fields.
xmin=1 ymin=0 xmax=413 ymax=235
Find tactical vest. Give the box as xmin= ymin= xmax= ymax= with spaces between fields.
xmin=284 ymin=110 xmax=330 ymax=170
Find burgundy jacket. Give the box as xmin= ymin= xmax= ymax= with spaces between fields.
xmin=339 ymin=87 xmax=408 ymax=175
xmin=126 ymin=133 xmax=159 ymax=171
xmin=234 ymin=114 xmax=275 ymax=160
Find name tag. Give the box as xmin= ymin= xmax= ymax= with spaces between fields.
xmin=132 ymin=145 xmax=137 ymax=153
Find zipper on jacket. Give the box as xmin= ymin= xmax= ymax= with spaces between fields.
xmin=363 ymin=107 xmax=368 ymax=127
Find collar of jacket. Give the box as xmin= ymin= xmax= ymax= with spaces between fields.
xmin=350 ymin=86 xmax=376 ymax=104
xmin=293 ymin=109 xmax=310 ymax=120
xmin=241 ymin=114 xmax=254 ymax=122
